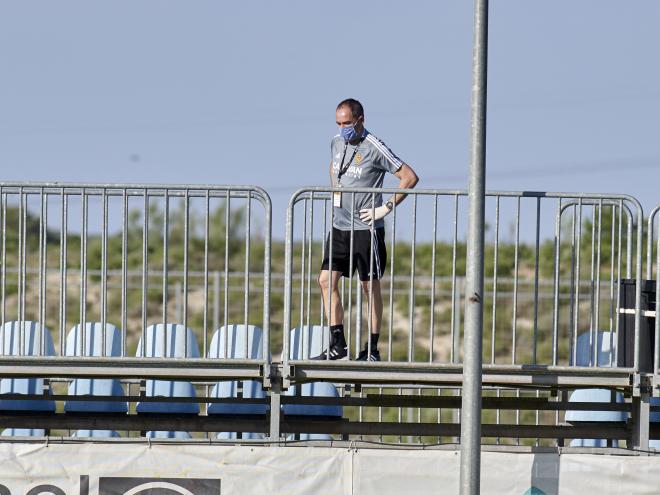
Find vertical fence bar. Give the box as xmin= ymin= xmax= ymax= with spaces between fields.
xmin=282 ymin=194 xmax=296 ymax=366
xmin=60 ymin=189 xmax=68 ymax=356
xmin=408 ymin=194 xmax=417 ymax=362
xmin=21 ymin=190 xmax=29 ymax=352
xmin=183 ymin=189 xmax=190 ymax=348
xmin=655 ymin=215 xmax=660 ymax=374
xmin=633 ymin=202 xmax=643 ymax=373
xmin=429 ymin=194 xmax=438 ymax=363
xmin=260 ymin=188 xmax=272 ymax=359
xmin=367 ymin=192 xmax=376 ymax=359
xmin=101 ymin=188 xmax=108 ymax=354
xmin=614 ymin=200 xmax=623 ymax=365
xmin=552 ymin=199 xmax=562 ymax=365
xmin=594 ymin=200 xmax=602 ymax=366
xmin=532 ymin=197 xmax=541 ymax=364
xmin=0 ymin=189 xmax=5 ymax=332
xmin=512 ymin=197 xmax=520 ymax=364
xmin=305 ymin=194 xmax=314 ymax=340
xmin=347 ymin=193 xmax=355 ymax=356
xmin=79 ymin=189 xmax=89 ymax=355
xmin=41 ymin=191 xmax=48 ymax=352
xmin=17 ymin=188 xmax=25 ymax=353
xmin=388 ymin=201 xmax=396 ymax=361
xmin=450 ymin=195 xmax=459 ymax=363
xmin=647 ymin=207 xmax=656 ymax=280
xmin=213 ymin=270 xmax=220 ymax=334
xmin=38 ymin=189 xmax=46 ymax=344
xmin=647 ymin=206 xmax=660 ymax=372
xmin=573 ymin=200 xmax=583 ymax=365
xmin=162 ymin=189 xmax=169 ymax=329
xmin=588 ymin=205 xmax=597 ymax=366
xmin=121 ymin=190 xmax=128 ymax=357
xmin=327 ymin=194 xmax=335 ymax=360
xmin=243 ymin=190 xmax=251 ymax=358
xmin=319 ymin=199 xmax=327 ymax=332
xmin=608 ymin=206 xmax=616 ymax=365
xmin=174 ymin=282 xmax=182 ymax=323
xmin=568 ymin=204 xmax=577 ymax=364
xmin=203 ymin=191 xmax=210 ymax=357
xmin=491 ymin=196 xmax=499 ymax=364
xmin=300 ymin=198 xmax=308 ymax=330
xmin=141 ymin=190 xmax=149 ymax=353
xmin=626 ymin=206 xmax=633 ymax=280
xmin=224 ymin=191 xmax=231 ymax=354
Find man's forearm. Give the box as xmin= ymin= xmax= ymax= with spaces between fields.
xmin=388 ymin=165 xmax=419 ymax=206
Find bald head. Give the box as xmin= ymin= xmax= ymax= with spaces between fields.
xmin=336 ymin=98 xmax=364 ymax=120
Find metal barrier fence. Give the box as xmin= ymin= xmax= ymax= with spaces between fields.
xmin=0 ymin=182 xmax=271 ymax=362
xmin=648 ymin=204 xmax=660 ymax=376
xmin=0 ymin=182 xmax=651 ymax=447
xmin=282 ymin=187 xmax=643 ymax=373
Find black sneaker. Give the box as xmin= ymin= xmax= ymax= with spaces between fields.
xmin=356 ymin=347 xmax=381 ymax=362
xmin=311 ymin=343 xmax=348 ymax=361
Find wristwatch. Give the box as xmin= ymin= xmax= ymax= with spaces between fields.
xmin=385 ymin=200 xmax=394 ymax=211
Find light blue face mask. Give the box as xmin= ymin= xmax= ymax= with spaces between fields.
xmin=340 ymin=121 xmax=360 ymax=142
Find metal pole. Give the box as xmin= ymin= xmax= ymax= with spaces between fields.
xmin=460 ymin=0 xmax=488 ymax=493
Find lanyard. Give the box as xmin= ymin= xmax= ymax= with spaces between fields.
xmin=336 ymin=140 xmax=362 ymax=184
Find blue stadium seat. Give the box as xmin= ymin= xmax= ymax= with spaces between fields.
xmin=0 ymin=321 xmax=56 ymax=413
xmin=136 ymin=324 xmax=200 ymax=438
xmin=566 ymin=331 xmax=626 ymax=447
xmin=2 ymin=428 xmax=45 ymax=437
xmin=146 ymin=430 xmax=192 ymax=439
xmin=283 ymin=326 xmax=342 ymax=440
xmin=287 ymin=433 xmax=334 ymax=441
xmin=207 ymin=325 xmax=268 ymax=440
xmin=74 ymin=430 xmax=121 ymax=438
xmin=64 ymin=323 xmax=127 ymax=438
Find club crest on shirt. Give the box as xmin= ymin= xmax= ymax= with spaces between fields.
xmin=355 ymin=153 xmax=362 ymax=165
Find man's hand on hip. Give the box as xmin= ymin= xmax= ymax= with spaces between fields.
xmin=359 ymin=205 xmax=391 ymax=225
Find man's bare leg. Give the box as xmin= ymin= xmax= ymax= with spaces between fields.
xmin=319 ymin=269 xmax=343 ymax=325
xmin=315 ymin=269 xmax=347 ymax=359
xmin=360 ymin=279 xmax=383 ymax=360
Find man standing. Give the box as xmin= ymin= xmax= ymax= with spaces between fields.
xmin=314 ymin=98 xmax=419 ymax=361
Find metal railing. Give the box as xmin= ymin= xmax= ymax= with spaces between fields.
xmin=648 ymin=204 xmax=660 ymax=376
xmin=282 ymin=187 xmax=643 ymax=375
xmin=0 ymin=182 xmax=271 ymax=365
xmin=0 ymin=182 xmax=650 ymax=447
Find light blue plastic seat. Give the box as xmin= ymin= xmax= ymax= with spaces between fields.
xmin=64 ymin=323 xmax=127 ymax=413
xmin=286 ymin=433 xmax=334 ymax=441
xmin=283 ymin=326 xmax=342 ymax=432
xmin=2 ymin=428 xmax=45 ymax=437
xmin=136 ymin=324 xmax=200 ymax=438
xmin=207 ymin=325 xmax=268 ymax=440
xmin=64 ymin=323 xmax=126 ymax=438
xmin=74 ymin=430 xmax=121 ymax=438
xmin=146 ymin=430 xmax=191 ymax=439
xmin=0 ymin=321 xmax=56 ymax=412
xmin=566 ymin=331 xmax=626 ymax=447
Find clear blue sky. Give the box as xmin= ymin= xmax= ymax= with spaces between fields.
xmin=1 ymin=1 xmax=659 ymax=233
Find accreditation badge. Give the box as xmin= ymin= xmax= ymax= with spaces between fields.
xmin=333 ymin=186 xmax=342 ymax=208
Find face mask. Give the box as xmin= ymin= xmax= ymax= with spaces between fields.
xmin=340 ymin=120 xmax=360 ymax=142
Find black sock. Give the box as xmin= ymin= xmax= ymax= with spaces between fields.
xmin=369 ymin=333 xmax=379 ymax=350
xmin=330 ymin=324 xmax=346 ymax=348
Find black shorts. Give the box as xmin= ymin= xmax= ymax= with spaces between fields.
xmin=321 ymin=227 xmax=387 ymax=281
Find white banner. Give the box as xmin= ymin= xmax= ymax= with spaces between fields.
xmin=0 ymin=442 xmax=657 ymax=495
